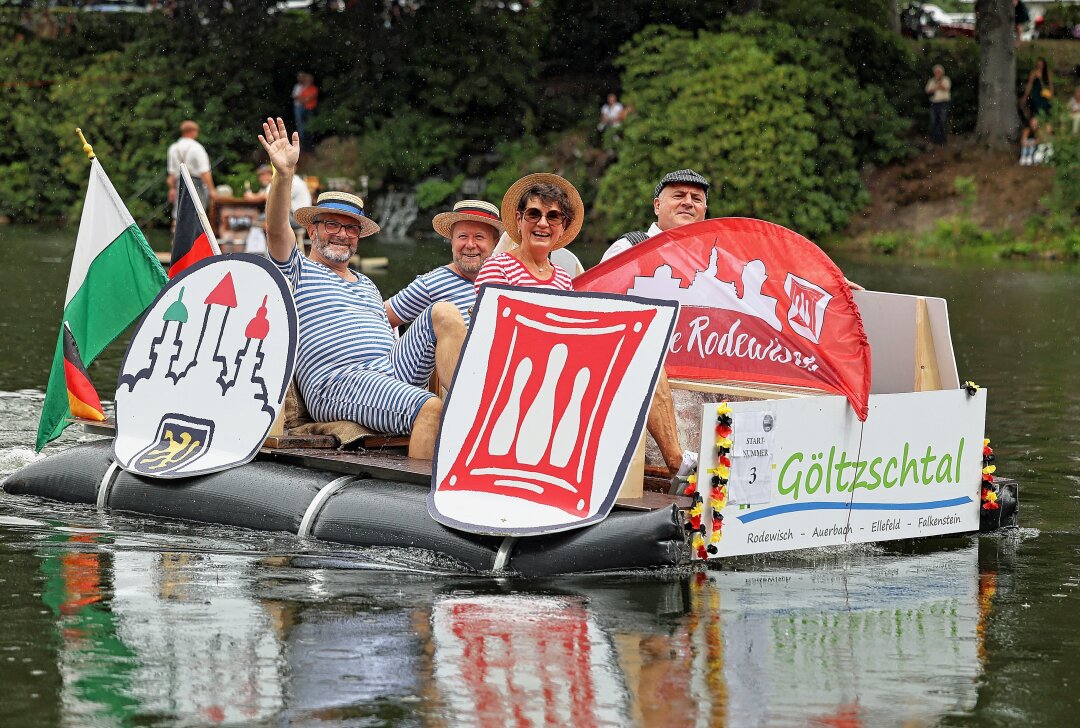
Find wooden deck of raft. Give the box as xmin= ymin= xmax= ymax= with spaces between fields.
xmin=78 ymin=419 xmax=690 ymax=514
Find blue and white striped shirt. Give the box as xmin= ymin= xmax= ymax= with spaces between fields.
xmin=386 ymin=265 xmax=475 ymax=325
xmin=269 ymin=247 xmax=396 ymax=393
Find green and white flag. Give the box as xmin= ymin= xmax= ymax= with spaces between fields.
xmin=36 ymin=158 xmax=168 ymax=451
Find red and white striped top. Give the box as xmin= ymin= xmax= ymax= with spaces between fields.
xmin=474 ymin=252 xmax=573 ymax=293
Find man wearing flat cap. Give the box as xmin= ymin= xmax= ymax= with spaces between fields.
xmin=601 ymin=168 xmax=710 ymax=263
xmin=598 ymin=169 xmax=711 ymax=478
xmin=258 ymin=117 xmax=466 ymax=460
xmin=385 ymin=200 xmax=502 ymax=328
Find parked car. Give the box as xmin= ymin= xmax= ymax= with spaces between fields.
xmin=901 ymin=2 xmax=975 ymax=39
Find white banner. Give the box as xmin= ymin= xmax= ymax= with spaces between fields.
xmin=698 ymin=388 xmax=986 ymax=557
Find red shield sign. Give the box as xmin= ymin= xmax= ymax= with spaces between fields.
xmin=429 ymin=286 xmax=678 ymax=536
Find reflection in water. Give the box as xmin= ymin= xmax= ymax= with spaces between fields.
xmin=111 ymin=551 xmax=284 ymax=724
xmin=431 ymin=594 xmax=630 ymax=727
xmin=40 ymin=532 xmax=138 ymax=725
xmin=15 ymin=510 xmax=1001 ymax=726
xmin=692 ymin=547 xmax=983 ymax=727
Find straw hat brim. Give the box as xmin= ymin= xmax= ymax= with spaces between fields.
xmin=293 ymin=205 xmax=381 ymax=238
xmin=432 ymin=211 xmax=503 ymax=241
xmin=500 ymin=173 xmax=584 ymax=250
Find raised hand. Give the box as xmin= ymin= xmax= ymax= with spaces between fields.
xmin=258 ymin=117 xmax=299 ymax=174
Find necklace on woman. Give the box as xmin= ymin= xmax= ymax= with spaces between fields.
xmin=522 ymin=256 xmax=549 ymax=276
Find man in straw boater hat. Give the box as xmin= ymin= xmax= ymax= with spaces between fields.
xmin=258 ymin=117 xmax=467 ymax=460
xmin=600 ymin=168 xmax=710 ymax=263
xmin=385 ymin=200 xmax=502 ymax=329
xmin=475 ymin=173 xmax=689 ymax=477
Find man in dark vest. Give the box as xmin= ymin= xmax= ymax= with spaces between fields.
xmin=601 ymin=169 xmax=709 ymax=263
xmin=598 ymin=169 xmax=711 ymax=480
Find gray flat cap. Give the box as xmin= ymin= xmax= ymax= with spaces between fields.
xmin=654 ymin=169 xmax=710 ymax=199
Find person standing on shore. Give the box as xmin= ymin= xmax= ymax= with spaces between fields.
xmin=292 ymin=72 xmax=319 ymax=148
xmin=925 ymin=64 xmax=951 ymax=146
xmin=1022 ymin=56 xmax=1053 ymax=121
xmin=166 ymin=120 xmax=215 ymax=217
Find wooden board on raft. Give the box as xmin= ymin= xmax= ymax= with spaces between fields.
xmin=71 ymin=418 xmax=688 ymax=513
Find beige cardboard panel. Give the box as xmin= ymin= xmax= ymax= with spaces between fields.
xmin=853 ymin=290 xmax=958 ymax=394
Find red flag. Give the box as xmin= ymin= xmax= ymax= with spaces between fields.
xmin=62 ymin=322 xmax=106 ymax=422
xmin=169 ymin=164 xmax=220 ymax=278
xmin=575 ymin=218 xmax=872 ymax=420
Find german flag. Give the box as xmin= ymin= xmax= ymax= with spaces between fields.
xmin=169 ymin=164 xmax=219 ymax=278
xmin=62 ymin=322 xmax=106 ymax=422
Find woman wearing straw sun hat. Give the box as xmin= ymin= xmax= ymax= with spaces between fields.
xmin=474 ymin=173 xmax=583 ymax=291
xmin=385 ymin=200 xmax=502 ymax=328
xmin=474 ymin=172 xmax=687 ymax=480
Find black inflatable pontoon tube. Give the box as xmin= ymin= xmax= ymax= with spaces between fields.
xmin=3 ymin=442 xmax=687 ymax=577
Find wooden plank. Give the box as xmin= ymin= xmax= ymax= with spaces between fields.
xmin=914 ymin=297 xmax=943 ymax=391
xmin=257 ymin=447 xmax=433 ymax=485
xmin=616 ymin=431 xmax=646 ymax=499
xmin=262 ymin=433 xmax=337 ymax=449
xmin=70 ymin=417 xmax=115 ymax=437
xmin=668 ymin=378 xmax=822 ymax=399
xmin=615 ymin=491 xmax=692 ymax=512
xmin=78 ymin=418 xmax=680 ymax=512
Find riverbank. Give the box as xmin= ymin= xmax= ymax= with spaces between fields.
xmin=828 ymin=134 xmax=1078 ymax=260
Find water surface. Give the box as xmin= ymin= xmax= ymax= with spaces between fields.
xmin=1 ymin=226 xmax=1078 ymax=726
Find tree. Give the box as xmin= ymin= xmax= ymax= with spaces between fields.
xmin=885 ymin=0 xmax=901 ymax=34
xmin=593 ymin=21 xmax=909 ymax=241
xmin=975 ymin=0 xmax=1020 ymax=148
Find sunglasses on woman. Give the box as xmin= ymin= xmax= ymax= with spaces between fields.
xmin=520 ymin=208 xmax=567 ymax=226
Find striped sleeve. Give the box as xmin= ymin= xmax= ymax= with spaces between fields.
xmin=266 ymin=245 xmax=301 ymax=290
xmin=387 ymin=275 xmax=433 ymax=324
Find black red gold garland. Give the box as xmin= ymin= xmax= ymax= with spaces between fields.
xmin=686 ymin=402 xmax=732 ymax=559
xmin=964 ymin=382 xmax=999 ymax=511
xmin=981 ymin=437 xmax=998 ymax=510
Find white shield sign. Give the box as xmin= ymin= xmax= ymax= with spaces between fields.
xmin=113 ymin=254 xmax=297 ymax=478
xmin=429 ymin=285 xmax=678 ymax=536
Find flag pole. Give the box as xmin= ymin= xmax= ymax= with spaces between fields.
xmin=75 ymin=128 xmax=96 ymax=160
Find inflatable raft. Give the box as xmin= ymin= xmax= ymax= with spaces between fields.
xmin=2 ymin=440 xmax=688 ymax=577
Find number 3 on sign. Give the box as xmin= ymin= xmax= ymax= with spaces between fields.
xmin=729 ymin=411 xmax=775 ymax=506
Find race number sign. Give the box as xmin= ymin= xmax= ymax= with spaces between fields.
xmin=114 ymin=255 xmax=297 ymax=478
xmin=698 ymin=388 xmax=986 ymax=557
xmin=575 ymin=218 xmax=872 ymax=420
xmin=429 ymin=286 xmax=678 ymax=536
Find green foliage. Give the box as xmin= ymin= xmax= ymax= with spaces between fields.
xmin=484 ymin=136 xmax=546 ymax=205
xmin=760 ymin=0 xmax=917 ymax=161
xmin=0 ymin=32 xmax=82 ymax=221
xmin=348 ymin=110 xmax=464 ymax=190
xmin=916 ymin=217 xmax=1000 ymax=255
xmin=595 ymin=21 xmax=908 ymax=241
xmin=416 ymin=174 xmax=464 ymax=210
xmin=1039 ymin=3 xmax=1080 ymax=39
xmin=868 ymin=231 xmax=911 ymax=255
xmin=998 ymin=240 xmax=1036 ymax=258
xmin=483 ymin=133 xmax=594 ymax=215
xmin=954 ymin=175 xmax=977 ymax=216
xmin=1048 ymin=106 xmax=1080 ymax=218
xmin=315 ymin=1 xmax=543 ymax=170
xmin=219 ymin=163 xmax=260 ymax=199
